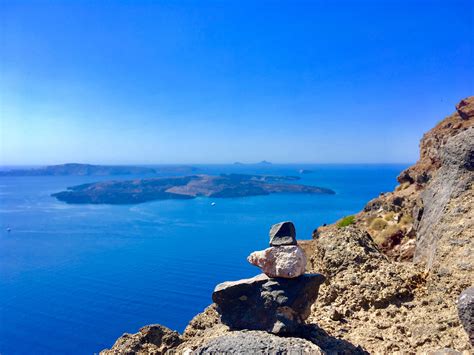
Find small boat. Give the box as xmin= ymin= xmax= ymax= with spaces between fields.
xmin=6 ymin=228 xmax=11 ymax=232
xmin=211 ymin=202 xmax=216 ymax=206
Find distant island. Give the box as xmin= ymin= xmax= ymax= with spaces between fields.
xmin=0 ymin=163 xmax=197 ymax=176
xmin=52 ymin=173 xmax=335 ymax=204
xmin=233 ymin=160 xmax=272 ymax=165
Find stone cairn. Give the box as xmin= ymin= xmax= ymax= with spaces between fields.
xmin=212 ymin=221 xmax=325 ymax=335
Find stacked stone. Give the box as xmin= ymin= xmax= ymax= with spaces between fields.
xmin=212 ymin=221 xmax=325 ymax=335
xmin=248 ymin=221 xmax=306 ymax=278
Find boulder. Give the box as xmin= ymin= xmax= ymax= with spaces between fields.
xmin=456 ymin=96 xmax=474 ymax=120
xmin=195 ymin=330 xmax=325 ymax=354
xmin=247 ymin=245 xmax=307 ymax=278
xmin=458 ymin=287 xmax=474 ymax=345
xmin=212 ymin=273 xmax=325 ymax=335
xmin=269 ymin=221 xmax=297 ymax=246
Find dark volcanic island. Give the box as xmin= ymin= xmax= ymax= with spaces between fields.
xmin=52 ymin=174 xmax=335 ymax=204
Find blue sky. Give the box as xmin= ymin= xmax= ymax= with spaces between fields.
xmin=1 ymin=0 xmax=473 ymax=165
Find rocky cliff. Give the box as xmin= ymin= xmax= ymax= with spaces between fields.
xmin=102 ymin=97 xmax=473 ymax=354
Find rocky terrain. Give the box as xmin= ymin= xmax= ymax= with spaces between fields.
xmin=52 ymin=174 xmax=334 ymax=204
xmin=101 ymin=97 xmax=473 ymax=354
xmin=0 ymin=163 xmax=197 ymax=176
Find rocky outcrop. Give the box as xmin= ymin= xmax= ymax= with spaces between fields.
xmin=102 ymin=96 xmax=473 ymax=354
xmin=413 ymin=127 xmax=473 ymax=270
xmin=195 ymin=330 xmax=325 ymax=354
xmin=100 ymin=324 xmax=181 ymax=355
xmin=398 ymin=96 xmax=473 ymax=186
xmin=301 ymin=97 xmax=474 ymax=353
xmin=212 ymin=273 xmax=325 ymax=335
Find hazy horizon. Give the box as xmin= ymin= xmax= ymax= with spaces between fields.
xmin=0 ymin=161 xmax=415 ymax=168
xmin=1 ymin=0 xmax=473 ymax=165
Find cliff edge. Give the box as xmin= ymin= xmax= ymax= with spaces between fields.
xmin=101 ymin=97 xmax=473 ymax=354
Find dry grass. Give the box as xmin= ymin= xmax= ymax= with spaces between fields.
xmin=370 ymin=217 xmax=388 ymax=231
xmin=400 ymin=214 xmax=413 ymax=225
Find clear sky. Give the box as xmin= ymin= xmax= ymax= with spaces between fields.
xmin=1 ymin=0 xmax=473 ymax=165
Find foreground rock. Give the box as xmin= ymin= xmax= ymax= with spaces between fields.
xmin=247 ymin=245 xmax=306 ymax=278
xmin=100 ymin=324 xmax=181 ymax=355
xmin=212 ymin=273 xmax=325 ymax=335
xmin=195 ymin=330 xmax=324 ymax=354
xmin=458 ymin=287 xmax=474 ymax=345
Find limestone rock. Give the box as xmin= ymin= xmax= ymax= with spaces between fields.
xmin=413 ymin=127 xmax=474 ymax=270
xmin=458 ymin=287 xmax=474 ymax=345
xmin=100 ymin=324 xmax=181 ymax=355
xmin=269 ymin=221 xmax=297 ymax=246
xmin=195 ymin=330 xmax=325 ymax=354
xmin=247 ymin=245 xmax=306 ymax=278
xmin=212 ymin=273 xmax=325 ymax=335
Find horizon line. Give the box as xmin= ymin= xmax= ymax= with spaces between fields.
xmin=0 ymin=161 xmax=415 ymax=167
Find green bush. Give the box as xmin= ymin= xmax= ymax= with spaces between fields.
xmin=337 ymin=215 xmax=355 ymax=228
xmin=370 ymin=217 xmax=388 ymax=231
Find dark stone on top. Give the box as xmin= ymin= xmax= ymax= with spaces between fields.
xmin=212 ymin=273 xmax=326 ymax=335
xmin=269 ymin=221 xmax=297 ymax=246
xmin=458 ymin=286 xmax=474 ymax=345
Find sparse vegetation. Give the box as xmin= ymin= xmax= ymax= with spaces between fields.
xmin=370 ymin=217 xmax=388 ymax=231
xmin=384 ymin=212 xmax=395 ymax=221
xmin=400 ymin=214 xmax=413 ymax=225
xmin=395 ymin=182 xmax=411 ymax=191
xmin=337 ymin=215 xmax=355 ymax=228
xmin=378 ymin=225 xmax=403 ymax=243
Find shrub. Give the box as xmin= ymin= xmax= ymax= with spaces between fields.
xmin=337 ymin=215 xmax=355 ymax=228
xmin=400 ymin=214 xmax=413 ymax=225
xmin=384 ymin=212 xmax=395 ymax=221
xmin=370 ymin=217 xmax=388 ymax=231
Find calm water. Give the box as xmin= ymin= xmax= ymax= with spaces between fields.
xmin=0 ymin=164 xmax=407 ymax=354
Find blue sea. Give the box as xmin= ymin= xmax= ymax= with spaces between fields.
xmin=0 ymin=164 xmax=407 ymax=354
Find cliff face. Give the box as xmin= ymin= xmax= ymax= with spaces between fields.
xmin=102 ymin=97 xmax=473 ymax=354
xmin=304 ymin=96 xmax=473 ymax=353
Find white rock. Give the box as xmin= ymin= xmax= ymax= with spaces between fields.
xmin=247 ymin=245 xmax=306 ymax=278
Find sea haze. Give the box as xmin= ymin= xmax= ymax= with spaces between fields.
xmin=0 ymin=164 xmax=407 ymax=354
